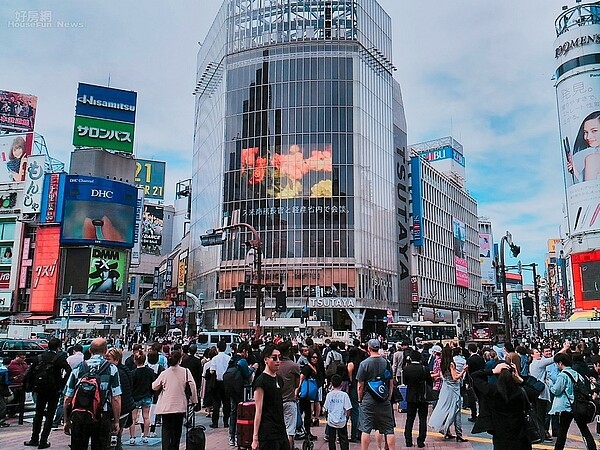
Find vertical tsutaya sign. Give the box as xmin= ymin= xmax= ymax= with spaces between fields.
xmin=88 ymin=246 xmax=126 ymax=296
xmin=22 ymin=155 xmax=45 ymax=214
xmin=555 ymin=23 xmax=600 ymax=236
xmin=73 ymin=83 xmax=137 ymax=153
xmin=135 ymin=159 xmax=166 ymax=200
xmin=30 ymin=226 xmax=60 ymax=312
xmin=478 ymin=233 xmax=495 ymax=285
xmin=131 ymin=188 xmax=144 ymax=266
xmin=453 ymin=217 xmax=468 ymax=287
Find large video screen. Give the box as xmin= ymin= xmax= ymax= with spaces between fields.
xmin=60 ymin=176 xmax=137 ymax=248
xmin=241 ymin=144 xmax=333 ymax=198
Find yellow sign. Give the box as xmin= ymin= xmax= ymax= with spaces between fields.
xmin=150 ymin=300 xmax=171 ymax=309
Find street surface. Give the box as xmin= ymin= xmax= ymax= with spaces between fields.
xmin=1 ymin=402 xmax=597 ymax=449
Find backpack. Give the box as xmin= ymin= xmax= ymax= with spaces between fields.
xmin=223 ymin=358 xmax=244 ymax=400
xmin=325 ymin=351 xmax=343 ymax=378
xmin=564 ymin=371 xmax=596 ymax=424
xmin=366 ymin=361 xmax=392 ymax=402
xmin=69 ymin=360 xmax=112 ymax=425
xmin=32 ymin=353 xmax=60 ymax=392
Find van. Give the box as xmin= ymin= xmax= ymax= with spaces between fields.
xmin=196 ymin=332 xmax=241 ymax=354
xmin=167 ymin=328 xmax=183 ymax=342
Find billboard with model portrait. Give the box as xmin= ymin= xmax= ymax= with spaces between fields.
xmin=88 ymin=246 xmax=126 ymax=296
xmin=453 ymin=217 xmax=468 ymax=287
xmin=60 ymin=176 xmax=137 ymax=248
xmin=478 ymin=233 xmax=495 ymax=285
xmin=0 ymin=133 xmax=34 ymax=182
xmin=555 ymin=24 xmax=600 ymax=236
xmin=141 ymin=204 xmax=163 ymax=255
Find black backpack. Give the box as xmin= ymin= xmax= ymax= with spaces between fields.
xmin=32 ymin=353 xmax=60 ymax=392
xmin=223 ymin=358 xmax=244 ymax=400
xmin=564 ymin=371 xmax=597 ymax=424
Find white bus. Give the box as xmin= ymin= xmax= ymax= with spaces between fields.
xmin=386 ymin=321 xmax=459 ymax=347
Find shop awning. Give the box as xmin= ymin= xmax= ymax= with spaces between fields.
xmin=20 ymin=315 xmax=54 ymax=321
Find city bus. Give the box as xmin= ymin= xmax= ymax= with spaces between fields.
xmin=471 ymin=321 xmax=506 ymax=343
xmin=386 ymin=321 xmax=459 ymax=347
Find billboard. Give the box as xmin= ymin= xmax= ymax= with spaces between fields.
xmin=411 ymin=156 xmax=424 ymax=246
xmin=0 ymin=133 xmax=34 ymax=182
xmin=88 ymin=246 xmax=126 ymax=295
xmin=479 ymin=233 xmax=495 ymax=285
xmin=73 ymin=83 xmax=137 ymax=153
xmin=131 ymin=188 xmax=144 ymax=265
xmin=453 ymin=217 xmax=469 ymax=287
xmin=572 ymin=250 xmax=600 ymax=309
xmin=60 ymin=176 xmax=137 ymax=248
xmin=555 ymin=25 xmax=600 ymax=236
xmin=141 ymin=204 xmax=163 ymax=255
xmin=0 ymin=90 xmax=37 ymax=133
xmin=30 ymin=226 xmax=61 ymax=313
xmin=22 ymin=154 xmax=45 ymax=214
xmin=40 ymin=173 xmax=65 ymax=223
xmin=135 ymin=159 xmax=165 ymax=200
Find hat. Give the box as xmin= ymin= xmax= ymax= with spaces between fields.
xmin=367 ymin=338 xmax=381 ymax=350
xmin=430 ymin=345 xmax=442 ymax=355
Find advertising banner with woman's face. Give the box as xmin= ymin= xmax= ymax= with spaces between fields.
xmin=555 ymin=26 xmax=600 ymax=235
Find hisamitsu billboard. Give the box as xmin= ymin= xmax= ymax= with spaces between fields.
xmin=75 ymin=83 xmax=136 ymax=124
xmin=60 ymin=176 xmax=137 ymax=248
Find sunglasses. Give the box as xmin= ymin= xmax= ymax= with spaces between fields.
xmin=269 ymin=355 xmax=282 ymax=361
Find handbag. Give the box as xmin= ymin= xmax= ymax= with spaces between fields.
xmin=299 ymin=377 xmax=318 ymax=401
xmin=184 ymin=368 xmax=193 ymax=402
xmin=423 ymin=367 xmax=438 ymax=402
xmin=521 ymin=388 xmax=544 ymax=444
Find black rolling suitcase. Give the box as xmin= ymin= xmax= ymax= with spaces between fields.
xmin=186 ymin=405 xmax=206 ymax=450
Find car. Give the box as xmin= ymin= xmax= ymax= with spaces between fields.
xmin=31 ymin=338 xmax=48 ymax=349
xmin=0 ymin=338 xmax=45 ymax=363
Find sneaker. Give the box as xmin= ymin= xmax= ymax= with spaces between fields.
xmin=142 ymin=436 xmax=148 ymax=444
xmin=38 ymin=443 xmax=51 ymax=449
xmin=229 ymin=437 xmax=235 ymax=447
xmin=24 ymin=441 xmax=40 ymax=447
xmin=129 ymin=438 xmax=136 ymax=446
xmin=148 ymin=432 xmax=156 ymax=438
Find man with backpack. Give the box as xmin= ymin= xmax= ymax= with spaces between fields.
xmin=24 ymin=337 xmax=71 ymax=449
xmin=62 ymin=338 xmax=122 ymax=450
xmin=549 ymin=352 xmax=597 ymax=450
xmin=325 ymin=341 xmax=344 ymax=381
xmin=224 ymin=342 xmax=256 ymax=447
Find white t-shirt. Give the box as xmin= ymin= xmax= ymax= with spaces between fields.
xmin=324 ymin=389 xmax=352 ymax=428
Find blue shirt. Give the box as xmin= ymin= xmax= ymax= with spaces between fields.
xmin=64 ymin=355 xmax=122 ymax=411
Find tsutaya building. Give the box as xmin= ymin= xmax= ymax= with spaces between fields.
xmin=188 ymin=0 xmax=411 ymax=336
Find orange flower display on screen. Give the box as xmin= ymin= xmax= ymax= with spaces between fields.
xmin=277 ymin=145 xmax=307 ymax=180
xmin=249 ymin=156 xmax=267 ymax=184
xmin=306 ymin=147 xmax=333 ymax=172
xmin=241 ymin=147 xmax=259 ymax=174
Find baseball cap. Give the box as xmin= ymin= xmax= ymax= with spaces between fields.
xmin=430 ymin=345 xmax=442 ymax=354
xmin=367 ymin=338 xmax=381 ymax=350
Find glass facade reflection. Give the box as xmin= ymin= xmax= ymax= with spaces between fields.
xmin=190 ymin=0 xmax=409 ymax=335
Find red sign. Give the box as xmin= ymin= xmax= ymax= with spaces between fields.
xmin=0 ymin=271 xmax=10 ymax=289
xmin=30 ymin=226 xmax=60 ymax=313
xmin=572 ymin=250 xmax=600 ymax=310
xmin=410 ymin=276 xmax=419 ymax=303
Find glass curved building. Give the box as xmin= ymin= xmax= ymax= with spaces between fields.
xmin=190 ymin=0 xmax=410 ymax=336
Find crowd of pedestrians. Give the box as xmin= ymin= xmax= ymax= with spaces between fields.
xmin=2 ymin=332 xmax=600 ymax=450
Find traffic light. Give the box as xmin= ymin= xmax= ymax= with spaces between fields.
xmin=522 ymin=294 xmax=534 ymax=316
xmin=234 ymin=290 xmax=245 ymax=311
xmin=275 ymin=291 xmax=287 ymax=312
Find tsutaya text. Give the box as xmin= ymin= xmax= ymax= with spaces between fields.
xmin=309 ymin=298 xmax=355 ymax=308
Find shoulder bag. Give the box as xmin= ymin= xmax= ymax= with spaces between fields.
xmin=521 ymin=387 xmax=544 ymax=444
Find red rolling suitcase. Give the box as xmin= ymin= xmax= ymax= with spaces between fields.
xmin=237 ymin=388 xmax=255 ymax=450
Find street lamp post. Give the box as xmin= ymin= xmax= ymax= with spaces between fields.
xmin=500 ymin=231 xmax=520 ymax=344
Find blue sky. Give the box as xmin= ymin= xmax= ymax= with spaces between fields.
xmin=0 ymin=0 xmax=571 ymax=282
